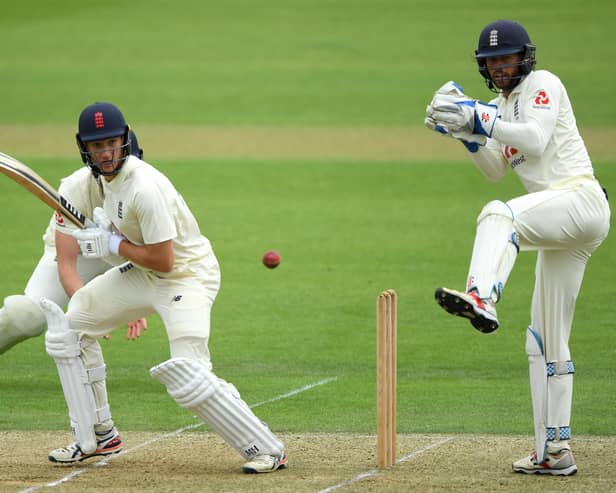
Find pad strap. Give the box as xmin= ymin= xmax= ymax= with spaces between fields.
xmin=547 ymin=361 xmax=575 ymax=376
xmin=87 ymin=365 xmax=107 ymax=383
xmin=547 ymin=426 xmax=571 ymax=441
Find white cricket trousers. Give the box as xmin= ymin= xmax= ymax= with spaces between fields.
xmin=66 ymin=257 xmax=221 ymax=353
xmin=507 ymin=176 xmax=609 ymax=361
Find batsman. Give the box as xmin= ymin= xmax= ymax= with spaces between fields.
xmin=40 ymin=102 xmax=286 ymax=474
xmin=426 ymin=20 xmax=610 ymax=475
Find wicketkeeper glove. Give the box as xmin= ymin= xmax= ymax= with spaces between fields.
xmin=425 ymin=81 xmax=488 ymax=152
xmin=72 ymin=207 xmax=125 ymax=258
xmin=430 ymin=98 xmax=499 ymax=138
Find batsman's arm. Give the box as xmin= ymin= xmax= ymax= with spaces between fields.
xmin=57 ymin=228 xmax=149 ymax=340
xmin=55 ymin=230 xmax=85 ymax=297
xmin=118 ymin=239 xmax=175 ymax=273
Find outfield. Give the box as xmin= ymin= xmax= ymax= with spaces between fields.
xmin=1 ymin=1 xmax=615 ymax=491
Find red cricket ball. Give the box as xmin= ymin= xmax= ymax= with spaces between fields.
xmin=262 ymin=250 xmax=281 ymax=269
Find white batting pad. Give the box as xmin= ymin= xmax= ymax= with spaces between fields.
xmin=80 ymin=337 xmax=112 ymax=429
xmin=526 ymin=327 xmax=548 ymax=461
xmin=0 ymin=295 xmax=46 ymax=354
xmin=150 ymin=357 xmax=284 ymax=459
xmin=467 ymin=200 xmax=518 ymax=302
xmin=41 ymin=298 xmax=98 ymax=454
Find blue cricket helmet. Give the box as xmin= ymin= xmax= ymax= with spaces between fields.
xmin=76 ymin=102 xmax=131 ymax=176
xmin=475 ymin=20 xmax=536 ymax=92
xmin=129 ymin=130 xmax=143 ymax=159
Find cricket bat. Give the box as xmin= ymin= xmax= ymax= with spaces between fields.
xmin=0 ymin=151 xmax=90 ymax=229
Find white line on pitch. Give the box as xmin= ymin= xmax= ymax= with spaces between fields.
xmin=317 ymin=436 xmax=455 ymax=493
xmin=18 ymin=376 xmax=337 ymax=493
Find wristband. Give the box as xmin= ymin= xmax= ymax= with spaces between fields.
xmin=109 ymin=234 xmax=125 ymax=255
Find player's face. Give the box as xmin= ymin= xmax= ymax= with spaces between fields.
xmin=485 ymin=53 xmax=523 ymax=94
xmin=85 ymin=137 xmax=124 ymax=179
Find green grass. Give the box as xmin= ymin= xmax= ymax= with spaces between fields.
xmin=1 ymin=159 xmax=614 ymax=436
xmin=0 ymin=0 xmax=615 ymax=442
xmin=1 ymin=0 xmax=615 ymax=126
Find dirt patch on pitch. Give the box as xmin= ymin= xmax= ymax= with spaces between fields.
xmin=1 ymin=431 xmax=615 ymax=493
xmin=1 ymin=125 xmax=614 ymax=162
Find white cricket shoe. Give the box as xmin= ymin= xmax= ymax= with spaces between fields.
xmin=242 ymin=453 xmax=288 ymax=474
xmin=435 ymin=287 xmax=499 ymax=333
xmin=512 ymin=446 xmax=577 ymax=476
xmin=48 ymin=427 xmax=123 ymax=463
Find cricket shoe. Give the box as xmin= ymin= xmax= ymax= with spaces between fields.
xmin=434 ymin=287 xmax=499 ymax=333
xmin=512 ymin=447 xmax=577 ymax=476
xmin=242 ymin=453 xmax=288 ymax=474
xmin=48 ymin=427 xmax=123 ymax=463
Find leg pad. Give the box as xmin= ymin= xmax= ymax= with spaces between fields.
xmin=151 ymin=357 xmax=284 ymax=460
xmin=42 ymin=298 xmax=98 ymax=454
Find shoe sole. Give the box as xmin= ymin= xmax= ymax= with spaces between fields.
xmin=513 ymin=465 xmax=577 ymax=476
xmin=242 ymin=457 xmax=288 ymax=474
xmin=49 ymin=446 xmax=123 ymax=464
xmin=435 ymin=288 xmax=499 ymax=334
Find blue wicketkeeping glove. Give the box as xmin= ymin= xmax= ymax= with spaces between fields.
xmin=431 ymin=97 xmax=499 ymax=138
xmin=425 ymin=81 xmax=488 ymax=152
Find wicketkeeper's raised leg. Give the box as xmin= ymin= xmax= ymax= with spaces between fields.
xmin=435 ymin=200 xmax=519 ymax=333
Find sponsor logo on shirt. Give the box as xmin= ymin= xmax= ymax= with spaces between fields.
xmin=533 ymin=90 xmax=551 ymax=109
xmin=504 ymin=146 xmax=517 ymax=159
xmin=55 ymin=210 xmax=65 ymax=226
xmin=118 ymin=201 xmax=123 ymax=219
xmin=503 ymin=145 xmax=526 ymax=168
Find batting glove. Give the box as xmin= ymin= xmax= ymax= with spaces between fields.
xmin=72 ymin=227 xmax=124 ymax=258
xmin=93 ymin=207 xmax=112 ymax=231
xmin=73 ymin=208 xmax=125 ymax=259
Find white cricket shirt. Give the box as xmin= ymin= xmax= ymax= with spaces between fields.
xmin=101 ymin=156 xmax=215 ymax=279
xmin=472 ymin=70 xmax=594 ymax=192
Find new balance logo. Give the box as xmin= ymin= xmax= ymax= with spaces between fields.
xmin=119 ymin=263 xmax=134 ymax=273
xmin=118 ymin=201 xmax=123 ymax=219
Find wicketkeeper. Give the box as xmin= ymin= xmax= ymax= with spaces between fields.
xmin=426 ymin=20 xmax=610 ymax=475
